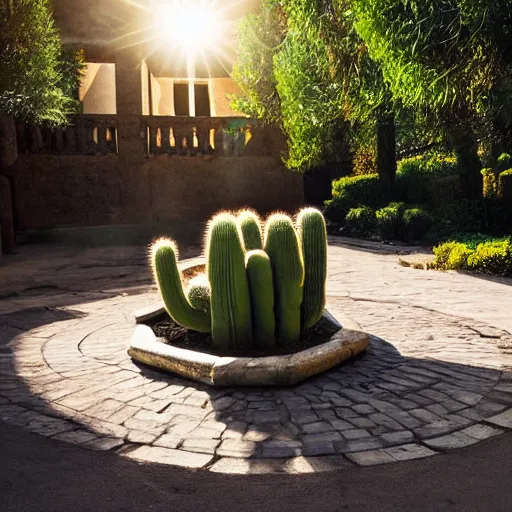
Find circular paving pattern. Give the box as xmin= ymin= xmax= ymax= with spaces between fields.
xmin=1 ymin=286 xmax=512 ymax=474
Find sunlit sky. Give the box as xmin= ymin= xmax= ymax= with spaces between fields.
xmin=114 ymin=0 xmax=257 ymax=78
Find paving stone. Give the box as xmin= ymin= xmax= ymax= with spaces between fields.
xmin=329 ymin=419 xmax=354 ymax=431
xmin=260 ymin=440 xmax=302 ymax=458
xmin=26 ymin=416 xmax=76 ymax=437
xmin=125 ymin=446 xmax=212 ymax=468
xmin=290 ymin=412 xmax=319 ymax=425
xmin=368 ymin=413 xmax=403 ymax=431
xmin=346 ymin=450 xmax=395 ymax=466
xmin=424 ymin=431 xmax=480 ymax=451
xmin=126 ymin=430 xmax=159 ymax=444
xmin=301 ymin=421 xmax=334 ymax=435
xmin=52 ymin=430 xmax=97 ymax=445
xmin=84 ymin=437 xmax=124 ymax=451
xmin=216 ymin=439 xmax=257 ymax=458
xmin=352 ymin=404 xmax=376 ymax=415
xmin=209 ymin=457 xmax=285 ymax=474
xmin=166 ymin=420 xmax=201 ymax=437
xmin=484 ymin=408 xmax=512 ymax=429
xmin=252 ymin=410 xmax=281 ymax=425
xmin=181 ymin=438 xmax=221 ymax=454
xmin=339 ymin=437 xmax=384 ymax=453
xmin=409 ymin=408 xmax=444 ymax=423
xmin=285 ymin=456 xmax=354 ymax=473
xmin=380 ymin=430 xmax=415 ymax=445
xmin=342 ymin=429 xmax=371 ymax=440
xmin=384 ymin=443 xmax=437 ymax=461
xmin=348 ymin=417 xmax=376 ymax=429
xmin=153 ymin=434 xmax=182 ymax=449
xmin=460 ymin=423 xmax=504 ymax=440
xmin=243 ymin=427 xmax=271 ymax=442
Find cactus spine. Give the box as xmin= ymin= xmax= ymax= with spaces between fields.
xmin=245 ymin=250 xmax=276 ymax=348
xmin=151 ymin=239 xmax=211 ymax=333
xmin=207 ymin=213 xmax=253 ymax=349
xmin=186 ymin=274 xmax=211 ymax=314
xmin=238 ymin=210 xmax=263 ymax=250
xmin=297 ymin=208 xmax=327 ymax=329
xmin=264 ymin=214 xmax=304 ymax=345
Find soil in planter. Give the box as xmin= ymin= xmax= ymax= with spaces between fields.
xmin=148 ymin=315 xmax=339 ymax=357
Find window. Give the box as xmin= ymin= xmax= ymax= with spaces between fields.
xmin=173 ymin=81 xmax=211 ymax=117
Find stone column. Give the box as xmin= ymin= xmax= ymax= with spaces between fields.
xmin=115 ymin=49 xmax=146 ymax=157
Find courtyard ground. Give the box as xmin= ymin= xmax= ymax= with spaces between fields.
xmin=1 ymin=238 xmax=511 ymax=510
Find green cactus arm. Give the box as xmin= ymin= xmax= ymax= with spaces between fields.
xmin=206 ymin=213 xmax=253 ymax=350
xmin=245 ymin=250 xmax=276 ymax=348
xmin=186 ymin=274 xmax=211 ymax=314
xmin=264 ymin=213 xmax=304 ymax=345
xmin=237 ymin=210 xmax=263 ymax=251
xmin=151 ymin=239 xmax=211 ymax=333
xmin=297 ymin=208 xmax=328 ymax=329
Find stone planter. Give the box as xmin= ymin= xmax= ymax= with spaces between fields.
xmin=128 ymin=263 xmax=369 ymax=387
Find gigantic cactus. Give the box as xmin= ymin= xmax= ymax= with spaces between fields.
xmin=245 ymin=250 xmax=276 ymax=348
xmin=206 ymin=213 xmax=253 ymax=349
xmin=238 ymin=210 xmax=263 ymax=251
xmin=151 ymin=238 xmax=211 ymax=332
xmin=264 ymin=214 xmax=304 ymax=345
xmin=297 ymin=208 xmax=327 ymax=329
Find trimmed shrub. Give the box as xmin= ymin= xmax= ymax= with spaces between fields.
xmin=344 ymin=206 xmax=376 ymax=237
xmin=375 ymin=203 xmax=404 ymax=239
xmin=396 ymin=152 xmax=460 ymax=205
xmin=432 ymin=237 xmax=512 ymax=277
xmin=325 ymin=173 xmax=383 ymax=223
xmin=403 ymin=208 xmax=434 ymax=241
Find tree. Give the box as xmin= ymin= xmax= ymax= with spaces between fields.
xmin=0 ymin=0 xmax=83 ymax=126
xmin=351 ymin=0 xmax=512 ymax=198
xmin=233 ymin=0 xmax=399 ymax=199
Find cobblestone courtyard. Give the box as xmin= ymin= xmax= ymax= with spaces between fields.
xmin=1 ymin=239 xmax=511 ymax=474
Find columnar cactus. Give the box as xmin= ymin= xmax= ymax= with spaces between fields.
xmin=206 ymin=213 xmax=253 ymax=350
xmin=149 ymin=208 xmax=328 ymax=352
xmin=296 ymin=208 xmax=327 ymax=329
xmin=264 ymin=214 xmax=304 ymax=345
xmin=245 ymin=250 xmax=276 ymax=348
xmin=238 ymin=210 xmax=263 ymax=250
xmin=151 ymin=239 xmax=211 ymax=332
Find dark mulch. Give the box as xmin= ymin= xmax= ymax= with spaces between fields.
xmin=148 ymin=315 xmax=337 ymax=358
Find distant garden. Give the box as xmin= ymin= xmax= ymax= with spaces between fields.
xmin=232 ymin=0 xmax=512 ymax=277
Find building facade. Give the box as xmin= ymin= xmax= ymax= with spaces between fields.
xmin=2 ymin=0 xmax=303 ymax=245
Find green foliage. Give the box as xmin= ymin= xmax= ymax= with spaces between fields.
xmin=403 ymin=208 xmax=434 ymax=241
xmin=245 ymin=250 xmax=276 ymax=349
xmin=433 ymin=237 xmax=512 ymax=276
xmin=344 ymin=206 xmax=376 ymax=237
xmin=264 ymin=213 xmax=304 ymax=345
xmin=232 ymin=0 xmax=390 ymax=171
xmin=230 ymin=1 xmax=284 ymax=124
xmin=481 ymin=168 xmax=500 ymax=199
xmin=396 ymin=152 xmax=460 ymax=204
xmin=296 ymin=208 xmax=327 ymax=329
xmin=0 ymin=0 xmax=84 ymax=125
xmin=151 ymin=239 xmax=211 ymax=333
xmin=375 ymin=203 xmax=404 ymax=239
xmin=207 ymin=213 xmax=253 ymax=350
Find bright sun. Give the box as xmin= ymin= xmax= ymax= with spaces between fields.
xmin=157 ymin=2 xmax=222 ymax=54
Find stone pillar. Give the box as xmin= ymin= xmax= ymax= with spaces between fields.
xmin=115 ymin=49 xmax=146 ymax=157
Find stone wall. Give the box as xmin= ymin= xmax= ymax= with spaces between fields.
xmin=7 ymin=151 xmax=303 ymax=231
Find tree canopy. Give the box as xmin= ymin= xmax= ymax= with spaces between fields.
xmin=0 ymin=0 xmax=83 ymax=126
